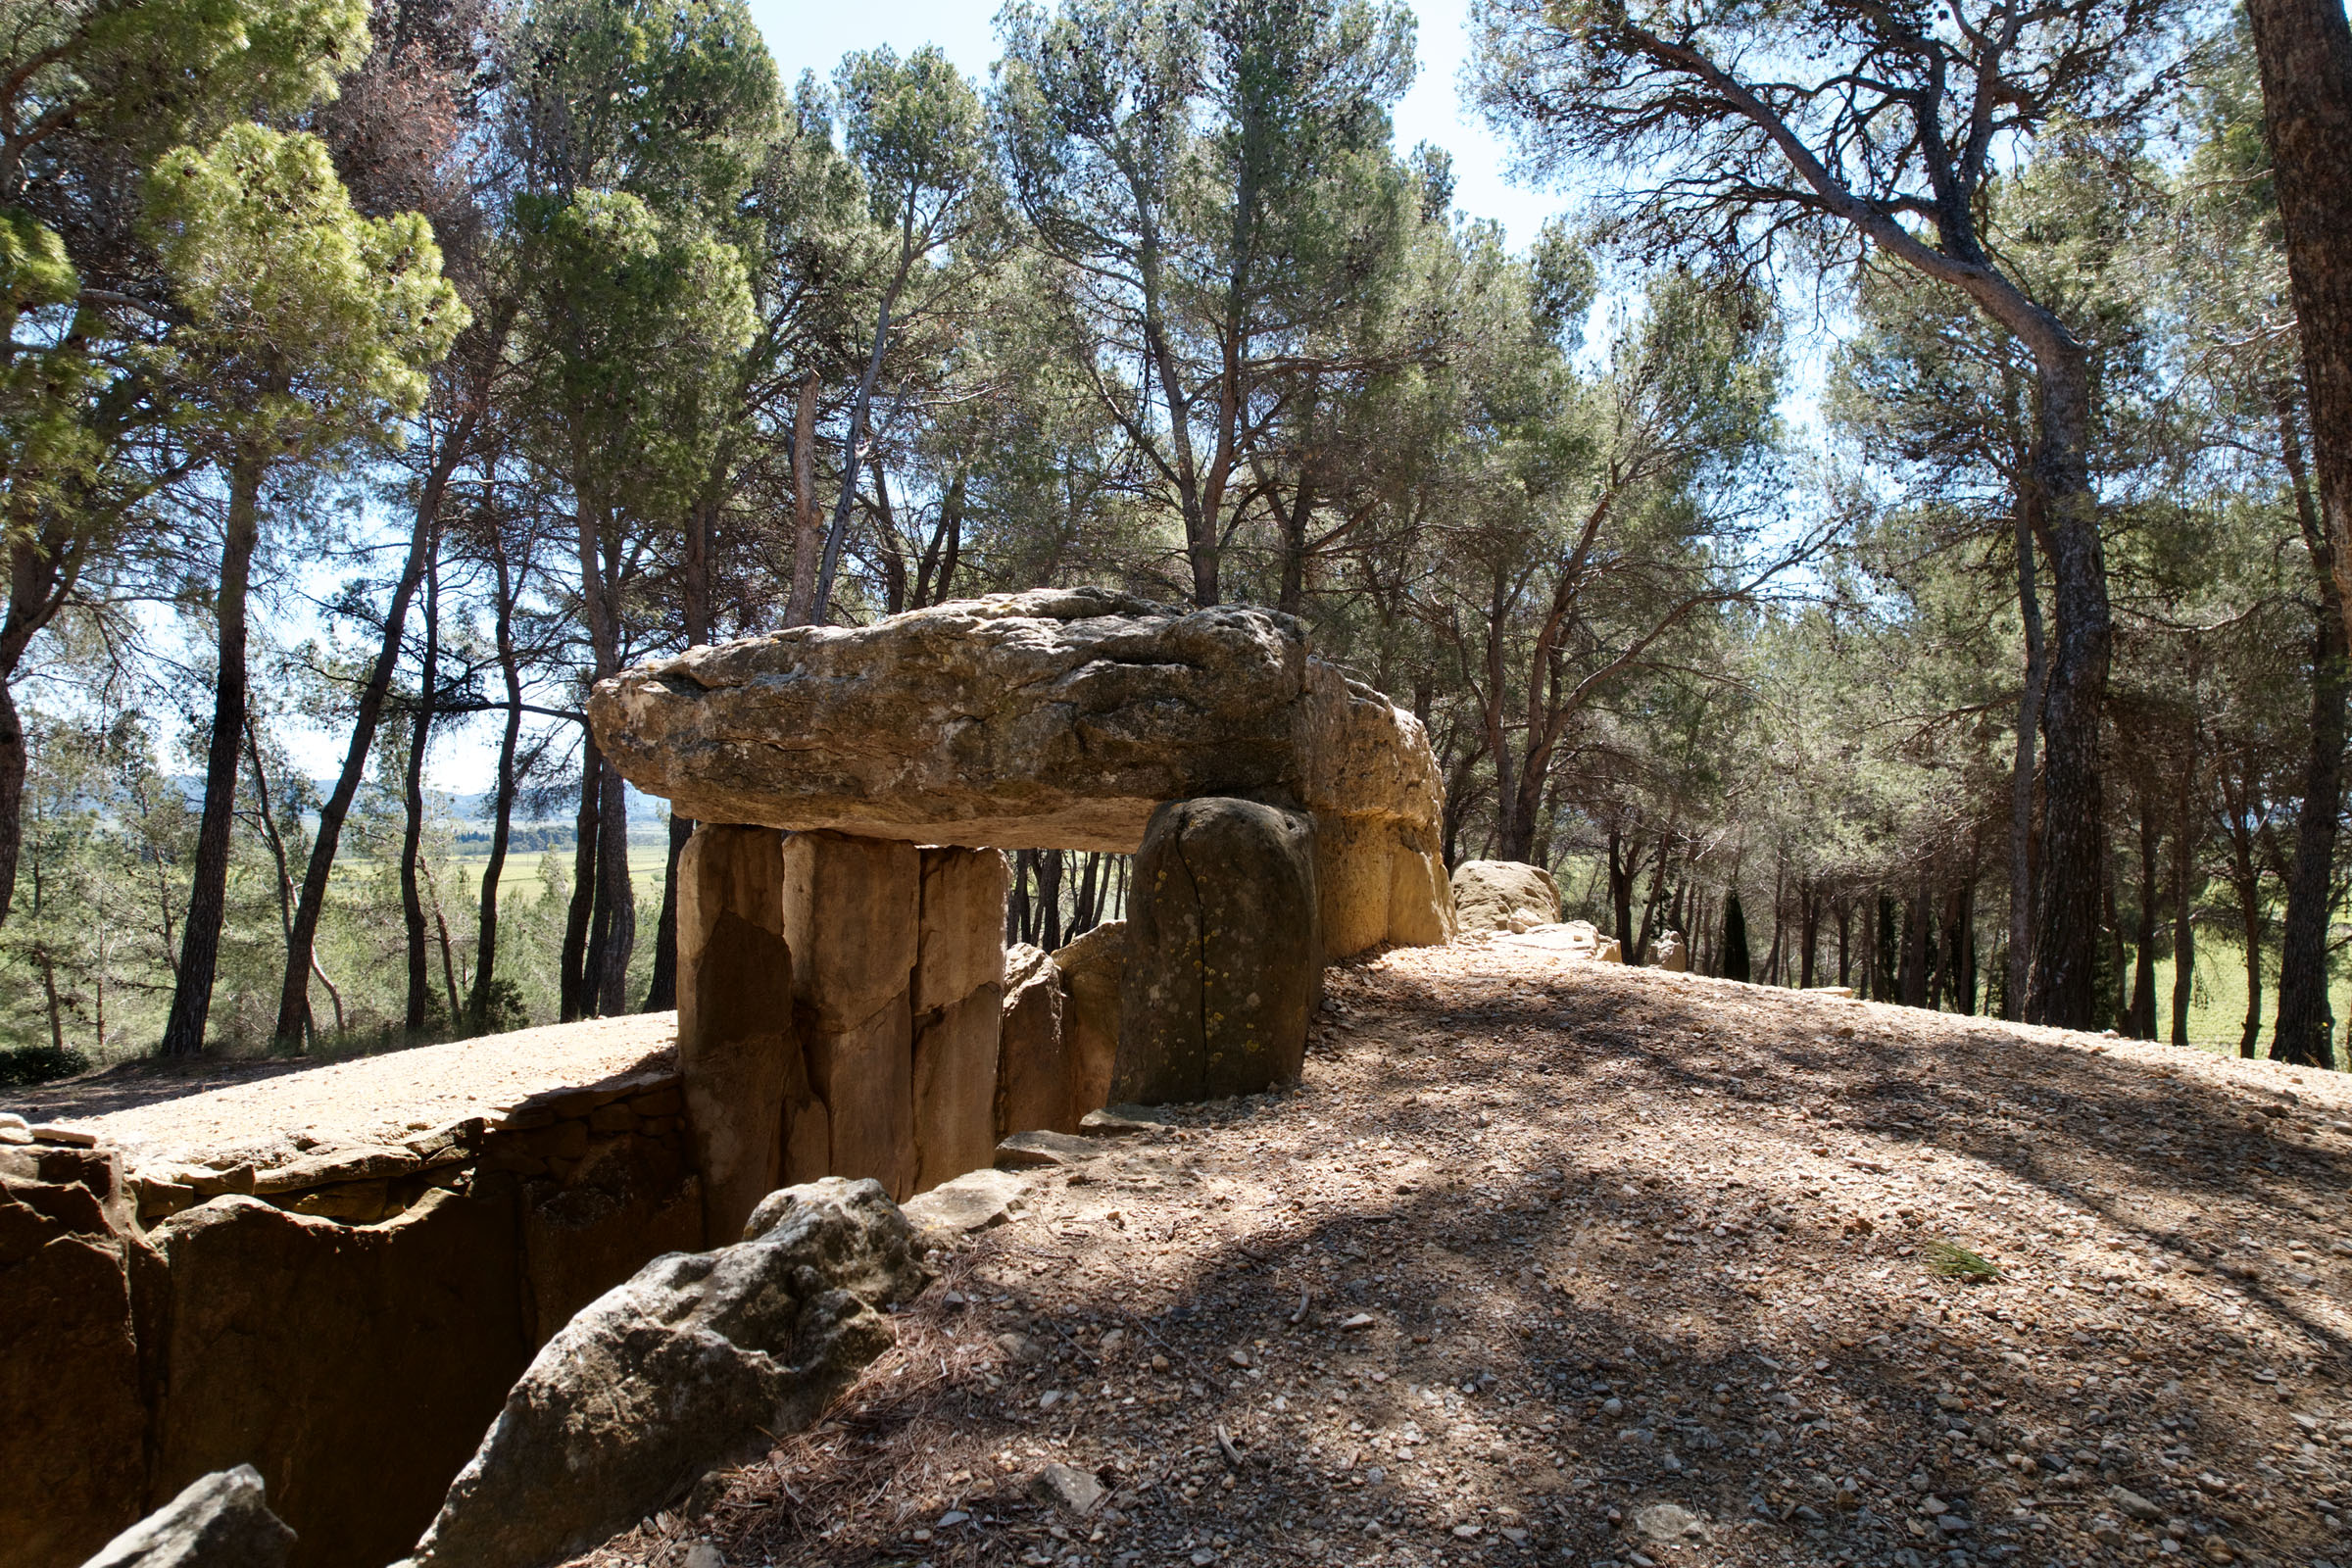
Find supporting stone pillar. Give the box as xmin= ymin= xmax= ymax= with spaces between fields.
xmin=996 ymin=944 xmax=1068 ymax=1136
xmin=911 ymin=847 xmax=1007 ymax=1192
xmin=674 ymin=824 xmax=795 ymax=1246
xmin=780 ymin=832 xmax=918 ymax=1200
xmin=1052 ymin=921 xmax=1125 ymax=1118
xmin=1114 ymin=799 xmax=1320 ymax=1104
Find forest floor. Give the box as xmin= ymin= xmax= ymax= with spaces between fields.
xmin=570 ymin=938 xmax=2352 ymax=1568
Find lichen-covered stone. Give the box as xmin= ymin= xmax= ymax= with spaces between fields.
xmin=80 ymin=1467 xmax=294 ymax=1568
xmin=404 ymin=1179 xmax=927 ymax=1568
xmin=1114 ymin=800 xmax=1320 ymax=1104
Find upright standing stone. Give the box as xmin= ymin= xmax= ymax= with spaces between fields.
xmin=674 ymin=825 xmax=796 ymax=1245
xmin=1115 ymin=800 xmax=1320 ymax=1104
xmin=1449 ymin=859 xmax=1562 ymax=934
xmin=1051 ymin=921 xmax=1126 ymax=1119
xmin=781 ymin=832 xmax=919 ymax=1200
xmin=995 ymin=945 xmax=1068 ymax=1135
xmin=911 ymin=848 xmax=1007 ymax=1192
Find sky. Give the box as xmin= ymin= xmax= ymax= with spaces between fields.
xmin=744 ymin=0 xmax=1566 ymax=251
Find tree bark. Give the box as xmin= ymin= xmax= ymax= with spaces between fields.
xmin=2128 ymin=787 xmax=2160 ymax=1040
xmin=2243 ymin=0 xmax=2352 ymax=662
xmin=785 ymin=371 xmax=822 ymax=624
xmin=161 ymin=451 xmax=265 ymax=1056
xmin=400 ymin=528 xmax=441 ymax=1033
xmin=2024 ymin=354 xmax=2112 ymax=1029
xmin=2006 ymin=498 xmax=2047 ymax=1020
xmin=2272 ymin=397 xmax=2345 ymax=1067
xmin=560 ymin=739 xmax=598 ymax=1022
xmin=467 ymin=535 xmax=525 ymax=1035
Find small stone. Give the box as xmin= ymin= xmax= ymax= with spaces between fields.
xmin=30 ymin=1124 xmax=96 ymax=1147
xmin=1152 ymin=1353 xmax=1171 ymax=1373
xmin=1452 ymin=1524 xmax=1483 ymax=1540
xmin=2111 ymin=1486 xmax=2164 ymax=1522
xmin=997 ymin=1332 xmax=1046 ymax=1364
xmin=1340 ymin=1313 xmax=1376 ymax=1332
xmin=2200 ymin=1539 xmax=2234 ymax=1564
xmin=1040 ymin=1390 xmax=1065 ymax=1410
xmin=938 ymin=1510 xmax=970 ymax=1527
xmin=682 ymin=1543 xmax=724 ymax=1568
xmin=1633 ymin=1503 xmax=1706 ymax=1544
xmin=1031 ymin=1462 xmax=1105 ymax=1517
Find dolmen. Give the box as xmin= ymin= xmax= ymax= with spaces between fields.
xmin=588 ymin=588 xmax=1455 ymax=1238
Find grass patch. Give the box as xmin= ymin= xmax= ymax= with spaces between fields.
xmin=1922 ymin=1240 xmax=2002 ymax=1283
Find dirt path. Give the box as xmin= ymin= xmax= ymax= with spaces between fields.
xmin=579 ymin=943 xmax=2352 ymax=1568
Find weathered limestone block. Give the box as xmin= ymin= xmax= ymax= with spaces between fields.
xmin=781 ymin=832 xmax=918 ymax=1200
xmin=1115 ymin=801 xmax=1320 ymax=1104
xmin=151 ymin=1190 xmax=529 ymax=1568
xmin=1387 ymin=830 xmax=1457 ymax=948
xmin=912 ymin=988 xmax=1003 ymax=1194
xmin=996 ymin=945 xmax=1069 ymax=1136
xmin=519 ymin=1136 xmax=703 ymax=1344
xmin=1652 ymin=930 xmax=1690 ymax=972
xmin=1052 ymin=921 xmax=1126 ymax=1120
xmin=909 ymin=846 xmax=1006 ymax=1192
xmin=1450 ymin=859 xmax=1562 ymax=934
xmin=404 ymin=1179 xmax=928 ymax=1568
xmin=676 ymin=823 xmax=797 ymax=1245
xmin=587 ymin=591 xmax=1444 ymax=884
xmin=81 ymin=1466 xmax=294 ymax=1568
xmin=1 ymin=1144 xmax=154 ymax=1568
xmin=916 ymin=847 xmax=1008 ymax=1013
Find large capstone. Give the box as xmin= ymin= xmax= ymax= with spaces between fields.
xmin=586 ymin=589 xmax=1448 ymax=957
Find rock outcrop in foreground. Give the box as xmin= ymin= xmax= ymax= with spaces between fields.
xmin=587 ymin=589 xmax=1453 ymax=957
xmin=404 ymin=1177 xmax=927 ymax=1568
xmin=80 ymin=1467 xmax=293 ymax=1568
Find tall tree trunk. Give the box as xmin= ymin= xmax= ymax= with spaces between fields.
xmin=161 ymin=452 xmax=265 ymax=1056
xmin=1798 ymin=879 xmax=1820 ymax=989
xmin=2224 ymin=769 xmax=2266 ymax=1056
xmin=400 ymin=530 xmax=441 ymax=1033
xmin=1899 ymin=883 xmax=1929 ymax=1008
xmin=644 ymin=812 xmax=689 ymax=1012
xmin=814 ymin=213 xmax=917 ymax=621
xmin=2273 ymin=398 xmax=2346 ymax=1067
xmin=2025 ymin=353 xmax=2113 ymax=1030
xmin=2007 ymin=501 xmax=2047 ymax=1020
xmin=468 ymin=539 xmax=524 ymax=1035
xmin=560 ymin=740 xmax=598 ymax=1022
xmin=2129 ymin=787 xmax=2160 ymax=1040
xmin=2243 ymin=0 xmax=2352 ymax=662
xmin=1837 ymin=896 xmax=1851 ymax=987
xmin=2169 ymin=732 xmax=2198 ymax=1048
xmin=272 ymin=416 xmax=469 ymax=1047
xmin=785 ymin=372 xmax=822 ymax=625
xmin=594 ymin=760 xmax=634 ymax=1017
xmin=0 ymin=527 xmax=79 ymax=934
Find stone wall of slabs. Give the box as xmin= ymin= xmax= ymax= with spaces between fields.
xmin=0 ymin=1081 xmax=702 ymax=1568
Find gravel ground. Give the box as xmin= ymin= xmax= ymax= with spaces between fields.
xmin=2 ymin=1012 xmax=677 ymax=1171
xmin=577 ymin=942 xmax=2352 ymax=1568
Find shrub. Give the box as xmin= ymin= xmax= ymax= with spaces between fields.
xmin=0 ymin=1043 xmax=91 ymax=1088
